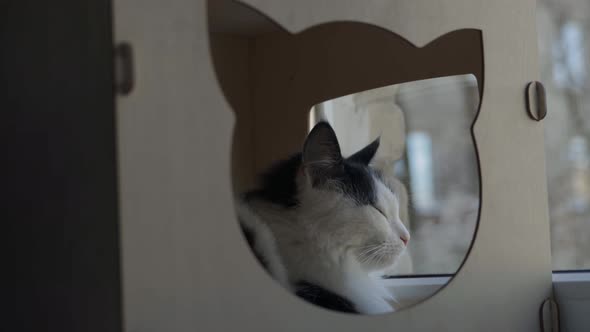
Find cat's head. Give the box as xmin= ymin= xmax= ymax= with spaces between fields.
xmin=298 ymin=122 xmax=410 ymax=272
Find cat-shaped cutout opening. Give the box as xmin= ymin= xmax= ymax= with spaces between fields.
xmin=237 ymin=122 xmax=410 ymax=314
xmin=208 ymin=0 xmax=483 ymax=316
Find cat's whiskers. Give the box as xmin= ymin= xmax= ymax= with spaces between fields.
xmin=379 ymin=245 xmax=392 ymax=265
xmin=372 ymin=245 xmax=387 ymax=266
xmin=357 ymin=245 xmax=381 ymax=263
xmin=360 ymin=244 xmax=388 ymax=267
xmin=358 ymin=245 xmax=384 ymax=266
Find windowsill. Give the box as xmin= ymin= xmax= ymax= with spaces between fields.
xmin=552 ymin=271 xmax=590 ymax=301
xmin=553 ymin=271 xmax=590 ymax=330
xmin=383 ymin=275 xmax=449 ymax=308
xmin=384 ymin=272 xmax=590 ymax=328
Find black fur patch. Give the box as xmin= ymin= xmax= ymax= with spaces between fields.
xmin=328 ymin=160 xmax=378 ymax=206
xmin=347 ymin=137 xmax=380 ymax=165
xmin=245 ymin=153 xmax=378 ymax=207
xmin=245 ymin=153 xmax=302 ymax=208
xmin=295 ymin=281 xmax=358 ymax=313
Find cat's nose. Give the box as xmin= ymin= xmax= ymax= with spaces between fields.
xmin=400 ymin=235 xmax=409 ymax=246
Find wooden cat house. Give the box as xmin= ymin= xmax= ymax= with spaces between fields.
xmin=112 ymin=0 xmax=553 ymax=330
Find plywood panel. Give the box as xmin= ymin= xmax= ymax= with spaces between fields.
xmin=113 ymin=0 xmax=552 ymax=331
xmin=210 ymin=35 xmax=255 ymax=193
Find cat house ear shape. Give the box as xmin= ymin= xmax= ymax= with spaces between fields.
xmin=347 ymin=137 xmax=381 ymax=165
xmin=303 ymin=122 xmax=343 ymax=186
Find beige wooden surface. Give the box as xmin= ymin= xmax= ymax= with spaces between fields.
xmin=212 ymin=20 xmax=482 ymax=193
xmin=113 ymin=0 xmax=552 ymax=331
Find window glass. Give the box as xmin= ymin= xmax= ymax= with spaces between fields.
xmin=538 ymin=0 xmax=590 ymax=270
xmin=310 ymin=74 xmax=480 ymax=275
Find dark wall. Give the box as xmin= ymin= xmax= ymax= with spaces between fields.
xmin=3 ymin=1 xmax=122 ymax=331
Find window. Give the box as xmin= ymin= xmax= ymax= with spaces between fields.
xmin=538 ymin=0 xmax=590 ymax=271
xmin=310 ymin=74 xmax=480 ymax=276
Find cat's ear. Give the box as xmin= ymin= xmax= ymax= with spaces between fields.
xmin=302 ymin=122 xmax=343 ymax=185
xmin=347 ymin=137 xmax=380 ymax=165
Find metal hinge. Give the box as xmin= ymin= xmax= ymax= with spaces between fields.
xmin=114 ymin=42 xmax=134 ymax=96
xmin=540 ymin=298 xmax=560 ymax=332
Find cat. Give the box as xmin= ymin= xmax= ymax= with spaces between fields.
xmin=236 ymin=121 xmax=410 ymax=314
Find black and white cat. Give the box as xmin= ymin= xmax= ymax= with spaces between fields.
xmin=237 ymin=122 xmax=410 ymax=314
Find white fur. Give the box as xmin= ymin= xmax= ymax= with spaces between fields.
xmin=238 ymin=169 xmax=410 ymax=314
xmin=236 ymin=202 xmax=291 ymax=290
xmin=372 ymin=158 xmax=414 ymax=275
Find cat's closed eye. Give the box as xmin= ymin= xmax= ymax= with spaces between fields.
xmin=372 ymin=205 xmax=387 ymax=219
